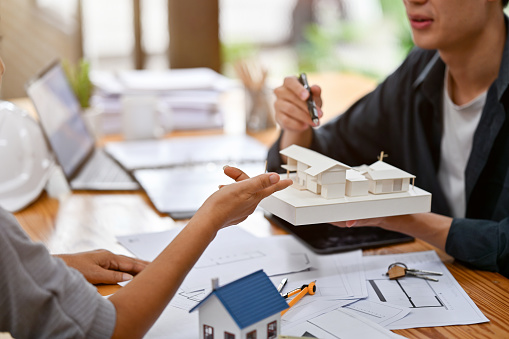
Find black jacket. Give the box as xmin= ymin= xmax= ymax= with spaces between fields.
xmin=268 ymin=20 xmax=509 ymax=277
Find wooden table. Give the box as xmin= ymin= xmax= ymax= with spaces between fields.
xmin=10 ymin=73 xmax=509 ymax=338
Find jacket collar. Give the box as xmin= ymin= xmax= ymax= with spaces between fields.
xmin=414 ymin=15 xmax=509 ymax=103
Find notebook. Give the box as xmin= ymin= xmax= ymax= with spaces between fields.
xmin=26 ymin=61 xmax=138 ymax=191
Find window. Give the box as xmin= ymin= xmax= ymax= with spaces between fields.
xmin=267 ymin=321 xmax=277 ymax=339
xmin=246 ymin=330 xmax=256 ymax=339
xmin=382 ymin=180 xmax=392 ymax=193
xmin=224 ymin=332 xmax=235 ymax=339
xmin=204 ymin=325 xmax=214 ymax=339
xmin=393 ymin=178 xmax=403 ymax=191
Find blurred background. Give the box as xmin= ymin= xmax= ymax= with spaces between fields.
xmin=0 ymin=0 xmax=417 ymax=99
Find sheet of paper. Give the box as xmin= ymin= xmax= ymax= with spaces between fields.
xmin=282 ymin=308 xmax=406 ymax=339
xmin=281 ymin=299 xmax=357 ymax=330
xmin=118 ymin=227 xmax=312 ymax=302
xmin=344 ymin=299 xmax=410 ymax=327
xmin=334 ymin=250 xmax=368 ymax=299
xmin=272 ymin=248 xmax=367 ymax=301
xmin=180 ymin=243 xmax=311 ymax=292
xmin=144 ymin=304 xmax=199 ymax=339
xmin=362 ymin=250 xmax=489 ymax=329
xmin=117 ymin=225 xmax=256 ymax=261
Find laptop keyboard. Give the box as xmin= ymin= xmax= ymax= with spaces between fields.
xmin=73 ymin=149 xmax=139 ymax=189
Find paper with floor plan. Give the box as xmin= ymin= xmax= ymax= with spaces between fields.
xmin=282 ymin=308 xmax=406 ymax=339
xmin=271 ymin=248 xmax=367 ymax=301
xmin=362 ymin=250 xmax=489 ymax=329
xmin=117 ymin=227 xmax=312 ymax=300
xmin=344 ymin=299 xmax=410 ymax=327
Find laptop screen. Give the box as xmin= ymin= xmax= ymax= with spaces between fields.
xmin=26 ymin=62 xmax=94 ymax=178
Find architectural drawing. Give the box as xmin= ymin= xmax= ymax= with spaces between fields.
xmin=369 ymin=278 xmax=444 ymax=309
xmin=260 ymin=145 xmax=431 ymax=225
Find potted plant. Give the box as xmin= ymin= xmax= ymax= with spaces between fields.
xmin=62 ymin=59 xmax=102 ymax=138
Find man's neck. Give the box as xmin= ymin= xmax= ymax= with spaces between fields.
xmin=440 ymin=14 xmax=506 ymax=106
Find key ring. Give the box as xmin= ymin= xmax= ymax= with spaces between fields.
xmin=387 ymin=262 xmax=407 ymax=271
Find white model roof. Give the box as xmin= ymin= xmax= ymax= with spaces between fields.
xmin=365 ymin=161 xmax=415 ymax=180
xmin=346 ymin=169 xmax=368 ymax=182
xmin=280 ymin=145 xmax=350 ymax=176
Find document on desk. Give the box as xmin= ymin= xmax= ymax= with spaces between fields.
xmin=361 ymin=250 xmax=489 ymax=329
xmin=105 ymin=134 xmax=268 ymax=171
xmin=282 ymin=308 xmax=406 ymax=339
xmin=274 ymin=248 xmax=367 ymax=302
xmin=117 ymin=224 xmax=312 ymax=309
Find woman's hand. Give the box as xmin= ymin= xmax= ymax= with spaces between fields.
xmin=193 ymin=166 xmax=292 ymax=230
xmin=54 ymin=249 xmax=149 ymax=285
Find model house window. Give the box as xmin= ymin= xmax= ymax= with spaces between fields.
xmin=224 ymin=332 xmax=235 ymax=339
xmin=393 ymin=178 xmax=403 ymax=191
xmin=204 ymin=325 xmax=214 ymax=339
xmin=267 ymin=321 xmax=277 ymax=338
xmin=382 ymin=180 xmax=392 ymax=193
xmin=246 ymin=330 xmax=257 ymax=339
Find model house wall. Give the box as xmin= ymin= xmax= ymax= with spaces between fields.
xmin=199 ymin=296 xmax=240 ymax=338
xmin=363 ymin=161 xmax=415 ymax=195
xmin=345 ymin=169 xmax=369 ymax=197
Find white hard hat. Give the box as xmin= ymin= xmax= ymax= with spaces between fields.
xmin=0 ymin=101 xmax=54 ymax=212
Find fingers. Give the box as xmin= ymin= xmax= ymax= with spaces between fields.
xmin=236 ymin=172 xmax=292 ymax=198
xmin=258 ymin=177 xmax=293 ymax=199
xmin=274 ymin=76 xmax=320 ymax=131
xmin=87 ymin=267 xmax=135 ymax=285
xmin=223 ymin=166 xmax=250 ymax=182
xmin=221 ymin=167 xmax=292 ymax=196
xmin=310 ymin=85 xmax=324 ymax=113
xmin=112 ymin=255 xmax=150 ymax=275
xmin=331 ymin=218 xmax=381 ymax=228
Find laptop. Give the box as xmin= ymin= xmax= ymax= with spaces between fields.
xmin=267 ymin=213 xmax=414 ymax=254
xmin=26 ymin=61 xmax=139 ymax=191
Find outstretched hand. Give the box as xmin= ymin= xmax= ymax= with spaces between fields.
xmin=194 ymin=166 xmax=292 ymax=229
xmin=54 ymin=249 xmax=149 ymax=285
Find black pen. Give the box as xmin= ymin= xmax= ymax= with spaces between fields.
xmin=298 ymin=73 xmax=320 ymax=125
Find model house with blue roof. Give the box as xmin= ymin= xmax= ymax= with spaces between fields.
xmin=189 ymin=270 xmax=288 ymax=339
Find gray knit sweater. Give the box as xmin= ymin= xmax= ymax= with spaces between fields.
xmin=0 ymin=208 xmax=116 ymax=338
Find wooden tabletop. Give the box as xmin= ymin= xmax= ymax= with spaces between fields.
xmin=10 ymin=73 xmax=509 ymax=338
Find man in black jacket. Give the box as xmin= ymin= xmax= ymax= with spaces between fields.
xmin=268 ymin=0 xmax=509 ymax=277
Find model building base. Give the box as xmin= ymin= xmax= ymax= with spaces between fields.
xmin=260 ymin=185 xmax=431 ymax=226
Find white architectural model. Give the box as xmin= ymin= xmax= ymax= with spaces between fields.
xmin=260 ymin=145 xmax=431 ymax=225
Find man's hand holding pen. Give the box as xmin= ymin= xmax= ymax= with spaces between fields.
xmin=273 ymin=74 xmax=324 ymax=133
xmin=298 ymin=73 xmax=320 ymax=126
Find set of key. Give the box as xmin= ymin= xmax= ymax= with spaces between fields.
xmin=386 ymin=262 xmax=443 ymax=282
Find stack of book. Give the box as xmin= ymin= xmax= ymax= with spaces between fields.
xmin=90 ymin=67 xmax=236 ymax=134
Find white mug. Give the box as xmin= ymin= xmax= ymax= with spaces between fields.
xmin=121 ymin=94 xmax=164 ymax=140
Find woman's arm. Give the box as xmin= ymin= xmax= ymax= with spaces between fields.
xmin=108 ymin=168 xmax=292 ymax=338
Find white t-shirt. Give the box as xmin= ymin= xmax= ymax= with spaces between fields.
xmin=438 ymin=71 xmax=486 ymax=218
